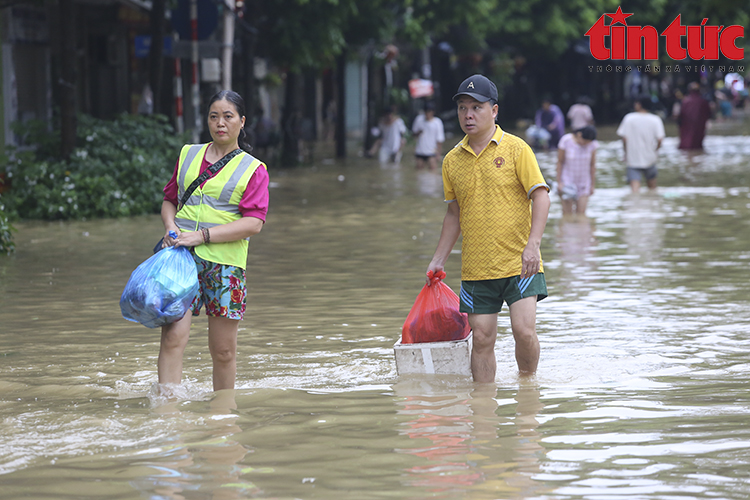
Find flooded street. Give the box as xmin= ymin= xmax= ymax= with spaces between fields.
xmin=1 ymin=133 xmax=750 ymax=499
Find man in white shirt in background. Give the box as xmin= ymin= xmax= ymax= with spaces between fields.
xmin=412 ymin=101 xmax=445 ymax=171
xmin=616 ymin=95 xmax=666 ymax=193
xmin=369 ymin=105 xmax=408 ymax=164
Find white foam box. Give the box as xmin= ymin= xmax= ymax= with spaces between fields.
xmin=394 ymin=333 xmax=473 ymax=376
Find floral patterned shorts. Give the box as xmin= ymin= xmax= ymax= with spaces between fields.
xmin=190 ymin=253 xmax=246 ymax=320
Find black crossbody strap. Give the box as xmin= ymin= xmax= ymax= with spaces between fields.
xmin=178 ymin=148 xmax=242 ymax=211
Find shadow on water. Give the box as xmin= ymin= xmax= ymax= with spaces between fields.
xmin=1 ymin=135 xmax=750 ymax=498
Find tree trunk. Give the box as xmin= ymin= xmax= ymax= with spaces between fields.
xmin=59 ymin=0 xmax=77 ymax=159
xmin=335 ymin=50 xmax=346 ymax=159
xmin=280 ymin=71 xmax=300 ymax=166
xmin=149 ymin=0 xmax=167 ymax=114
xmin=303 ymin=68 xmax=317 ymax=141
xmin=364 ymin=53 xmax=376 ymax=153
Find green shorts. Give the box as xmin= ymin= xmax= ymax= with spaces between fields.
xmin=459 ymin=273 xmax=548 ymax=314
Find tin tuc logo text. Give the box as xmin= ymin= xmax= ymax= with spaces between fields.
xmin=585 ymin=6 xmax=745 ymax=61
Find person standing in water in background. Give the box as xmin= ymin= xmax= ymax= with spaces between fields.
xmin=556 ymin=126 xmax=598 ymax=218
xmin=412 ymin=101 xmax=445 ymax=171
xmin=677 ymin=82 xmax=711 ymax=151
xmin=368 ymin=105 xmax=407 ymax=164
xmin=617 ymin=95 xmax=665 ymax=193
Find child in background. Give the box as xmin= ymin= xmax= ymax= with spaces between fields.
xmin=556 ymin=126 xmax=598 ymax=217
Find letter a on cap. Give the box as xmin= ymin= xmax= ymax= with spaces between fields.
xmin=467 ymin=82 xmax=475 ymax=89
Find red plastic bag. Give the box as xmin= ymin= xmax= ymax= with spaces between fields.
xmin=401 ymin=270 xmax=471 ymax=343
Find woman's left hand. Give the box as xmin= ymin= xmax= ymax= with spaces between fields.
xmin=174 ymin=230 xmax=204 ymax=248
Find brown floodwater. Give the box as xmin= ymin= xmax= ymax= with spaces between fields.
xmin=1 ymin=134 xmax=749 ymax=499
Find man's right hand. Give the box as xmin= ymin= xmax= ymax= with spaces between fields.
xmin=426 ymin=263 xmax=445 ymax=285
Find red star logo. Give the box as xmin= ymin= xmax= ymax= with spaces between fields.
xmin=607 ymin=6 xmax=633 ymax=25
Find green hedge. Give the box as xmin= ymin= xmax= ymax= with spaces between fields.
xmin=2 ymin=113 xmax=188 ymax=222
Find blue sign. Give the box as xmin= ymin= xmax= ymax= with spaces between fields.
xmin=170 ymin=0 xmax=219 ymax=41
xmin=134 ymin=36 xmax=173 ymax=58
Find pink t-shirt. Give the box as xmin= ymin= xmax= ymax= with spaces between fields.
xmin=558 ymin=133 xmax=598 ymax=193
xmin=163 ymin=149 xmax=269 ymax=222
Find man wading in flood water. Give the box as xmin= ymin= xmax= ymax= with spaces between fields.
xmin=426 ymin=75 xmax=550 ymax=382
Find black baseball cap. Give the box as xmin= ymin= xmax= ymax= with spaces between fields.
xmin=453 ymin=74 xmax=498 ymax=103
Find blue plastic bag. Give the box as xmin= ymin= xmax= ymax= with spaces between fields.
xmin=120 ymin=237 xmax=199 ymax=329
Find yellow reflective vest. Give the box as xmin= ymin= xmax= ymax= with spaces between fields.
xmin=174 ymin=144 xmax=264 ymax=269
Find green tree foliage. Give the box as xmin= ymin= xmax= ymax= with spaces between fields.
xmin=401 ymin=0 xmax=499 ymax=49
xmin=257 ymin=0 xmax=355 ymax=71
xmin=489 ymin=0 xmax=624 ymax=57
xmin=643 ymin=0 xmax=749 ymax=29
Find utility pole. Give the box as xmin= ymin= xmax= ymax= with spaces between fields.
xmin=190 ymin=0 xmax=201 ymax=142
xmin=335 ymin=49 xmax=347 ymax=158
xmin=222 ymin=0 xmax=235 ymax=90
xmin=59 ymin=0 xmax=77 ymax=158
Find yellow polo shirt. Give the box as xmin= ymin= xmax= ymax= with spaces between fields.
xmin=442 ymin=125 xmax=549 ymax=281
